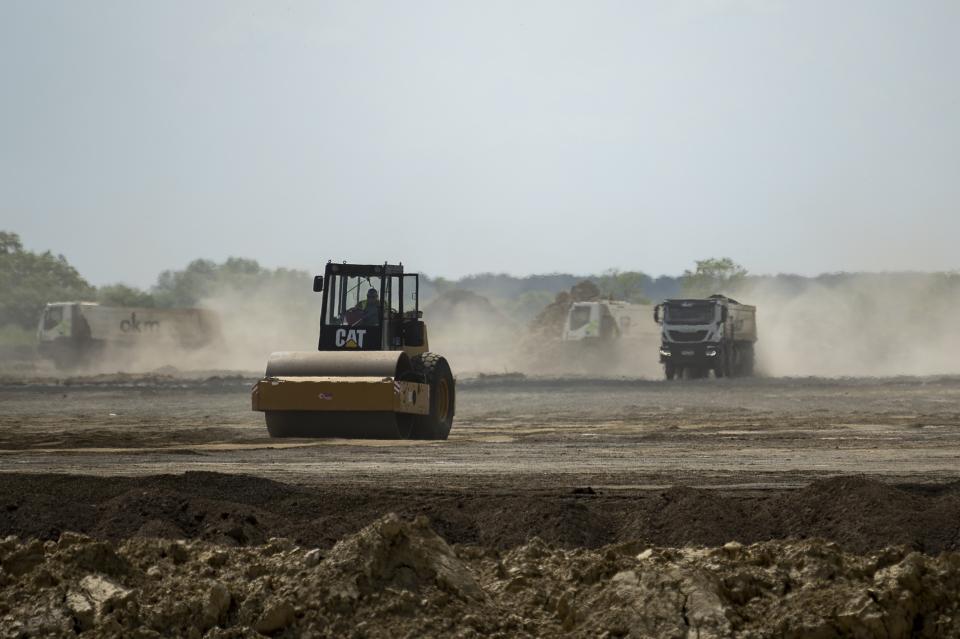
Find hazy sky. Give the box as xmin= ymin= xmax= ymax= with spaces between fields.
xmin=2 ymin=1 xmax=958 ymax=287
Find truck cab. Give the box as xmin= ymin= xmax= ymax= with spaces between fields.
xmin=562 ymin=300 xmax=658 ymax=344
xmin=36 ymin=302 xmax=95 ymax=367
xmin=654 ymin=295 xmax=756 ymax=379
xmin=562 ymin=302 xmax=619 ymax=342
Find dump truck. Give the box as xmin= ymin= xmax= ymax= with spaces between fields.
xmin=562 ymin=300 xmax=656 ymax=343
xmin=36 ymin=302 xmax=220 ymax=369
xmin=653 ymin=295 xmax=757 ymax=379
xmin=251 ymin=261 xmax=455 ymax=440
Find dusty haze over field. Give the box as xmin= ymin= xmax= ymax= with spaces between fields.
xmin=741 ymin=275 xmax=960 ymax=377
xmin=80 ymin=272 xmax=960 ymax=380
xmin=423 ymin=276 xmax=960 ymax=379
xmin=2 ymin=1 xmax=959 ymax=286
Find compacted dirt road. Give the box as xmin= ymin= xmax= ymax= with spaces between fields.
xmin=2 ymin=373 xmax=960 ymax=637
xmin=2 ymin=374 xmax=960 ymax=488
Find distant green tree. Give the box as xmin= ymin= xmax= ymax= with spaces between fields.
xmin=0 ymin=231 xmax=95 ymax=329
xmin=150 ymin=257 xmax=312 ymax=308
xmin=430 ymin=276 xmax=455 ymax=294
xmin=152 ymin=259 xmax=218 ymax=307
xmin=593 ymin=269 xmax=652 ymax=304
xmin=681 ymin=258 xmax=747 ymax=297
xmin=96 ymin=284 xmax=156 ymax=307
xmin=0 ymin=232 xmax=19 ymax=254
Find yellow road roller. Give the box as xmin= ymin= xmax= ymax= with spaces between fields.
xmin=251 ymin=261 xmax=455 ymax=439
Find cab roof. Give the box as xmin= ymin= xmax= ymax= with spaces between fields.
xmin=325 ymin=262 xmax=407 ymax=277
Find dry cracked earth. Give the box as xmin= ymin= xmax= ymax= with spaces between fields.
xmin=1 ymin=372 xmax=960 ymax=637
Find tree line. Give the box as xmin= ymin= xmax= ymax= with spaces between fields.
xmin=11 ymin=228 xmax=890 ymax=337
xmin=0 ymin=231 xmax=313 ymax=333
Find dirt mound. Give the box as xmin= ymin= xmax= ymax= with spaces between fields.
xmin=323 ymin=513 xmax=483 ymax=601
xmin=91 ymin=488 xmax=276 ymax=547
xmin=3 ymin=516 xmax=960 ymax=638
xmin=4 ymin=473 xmax=960 ymax=559
xmin=621 ymin=478 xmax=960 ymax=554
xmin=772 ymin=476 xmax=960 ymax=554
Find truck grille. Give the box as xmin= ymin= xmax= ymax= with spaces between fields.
xmin=669 ymin=330 xmax=707 ymax=342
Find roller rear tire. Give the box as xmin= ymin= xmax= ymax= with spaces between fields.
xmin=411 ymin=353 xmax=455 ymax=440
xmin=742 ymin=344 xmax=755 ymax=377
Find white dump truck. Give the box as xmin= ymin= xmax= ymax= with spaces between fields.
xmin=36 ymin=302 xmax=220 ymax=369
xmin=562 ymin=300 xmax=656 ymax=343
xmin=653 ymin=294 xmax=757 ymax=379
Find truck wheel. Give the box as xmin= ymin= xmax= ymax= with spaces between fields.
xmin=664 ymin=363 xmax=676 ymax=380
xmin=715 ymin=350 xmax=731 ymax=378
xmin=411 ymin=353 xmax=455 ymax=440
xmin=743 ymin=345 xmax=755 ymax=377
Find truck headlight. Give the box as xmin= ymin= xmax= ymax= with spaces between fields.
xmin=705 ymin=347 xmax=717 ymax=357
xmin=659 ymin=348 xmax=671 ymax=357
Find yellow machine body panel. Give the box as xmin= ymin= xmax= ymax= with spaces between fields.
xmin=252 ymin=376 xmax=429 ymax=414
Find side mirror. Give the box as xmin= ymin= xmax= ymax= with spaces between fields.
xmin=653 ymin=305 xmax=660 ymax=324
xmin=313 ymin=276 xmax=323 ymax=292
xmin=721 ymin=307 xmax=728 ymax=322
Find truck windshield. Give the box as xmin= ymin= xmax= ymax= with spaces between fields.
xmin=42 ymin=306 xmax=63 ymax=330
xmin=664 ymin=303 xmax=715 ymax=324
xmin=568 ymin=305 xmax=592 ymax=331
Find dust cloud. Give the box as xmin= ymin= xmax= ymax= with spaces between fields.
xmin=736 ymin=273 xmax=960 ymax=377
xmin=428 ymin=272 xmax=960 ymax=380
xmin=423 ymin=289 xmax=663 ymax=378
xmin=421 ymin=290 xmax=520 ymax=375
xmin=35 ymin=272 xmax=960 ymax=381
xmin=195 ymin=287 xmax=318 ymax=372
xmin=509 ymin=337 xmax=663 ymax=378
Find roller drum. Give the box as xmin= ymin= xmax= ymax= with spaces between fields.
xmin=261 ymin=350 xmax=418 ymax=439
xmin=265 ymin=350 xmax=412 ymax=379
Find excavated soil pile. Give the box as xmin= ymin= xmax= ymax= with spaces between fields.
xmin=528 ymin=281 xmax=600 ymax=339
xmin=3 ymin=474 xmax=960 ymax=555
xmin=3 ymin=514 xmax=960 ymax=638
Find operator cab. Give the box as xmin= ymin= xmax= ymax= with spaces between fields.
xmin=314 ymin=262 xmax=426 ymax=353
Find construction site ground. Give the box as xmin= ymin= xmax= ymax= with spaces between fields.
xmin=2 ymin=373 xmax=960 ymax=637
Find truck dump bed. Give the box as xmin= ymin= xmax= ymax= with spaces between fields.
xmin=79 ymin=306 xmax=218 ymax=349
xmin=726 ymin=302 xmax=758 ymax=343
